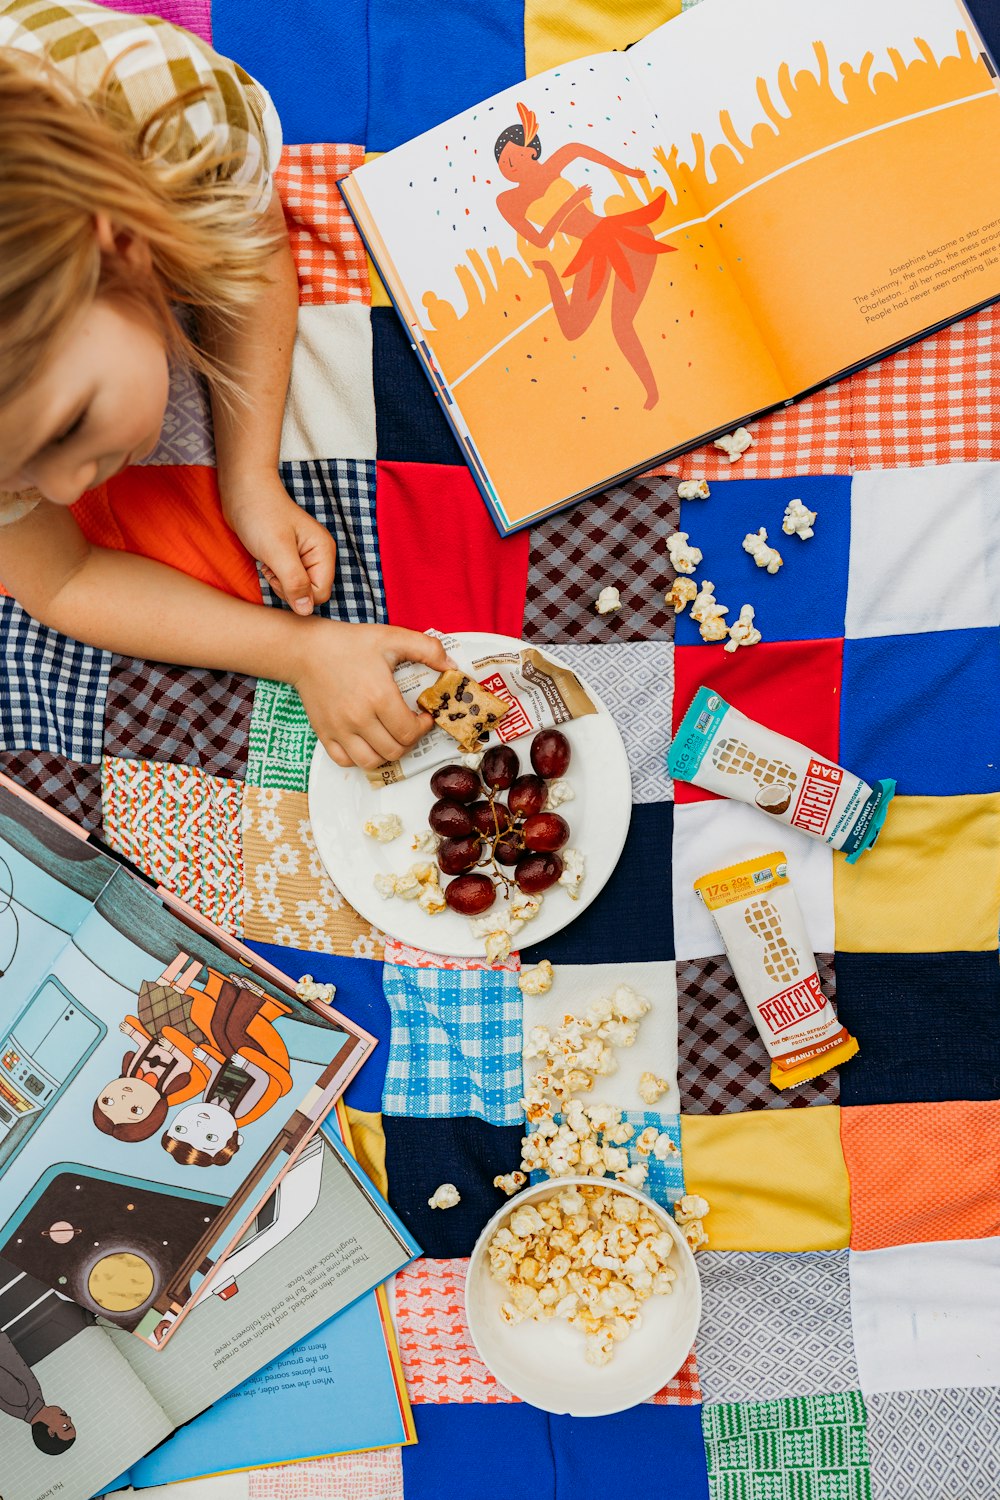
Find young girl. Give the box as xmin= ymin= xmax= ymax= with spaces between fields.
xmin=0 ymin=0 xmax=446 ymax=769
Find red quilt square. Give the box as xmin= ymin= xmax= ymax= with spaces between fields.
xmin=672 ymin=638 xmax=844 ymax=804
xmin=376 ymin=460 xmax=529 ymax=636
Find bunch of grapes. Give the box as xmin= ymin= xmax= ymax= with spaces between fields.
xmin=427 ymin=730 xmax=573 ymax=916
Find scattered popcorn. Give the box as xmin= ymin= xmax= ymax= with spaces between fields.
xmin=652 ymin=1133 xmax=680 ymax=1162
xmin=559 ymin=848 xmax=586 ymax=900
xmin=363 ymin=813 xmax=403 ymax=843
xmin=690 ymin=579 xmax=729 ymax=643
xmin=700 ymin=614 xmax=729 ymax=643
xmin=677 ymin=478 xmax=711 ymax=500
xmin=595 ymin=585 xmax=622 ymax=615
xmin=724 ymin=603 xmax=762 ymax=653
xmin=493 ymin=1170 xmax=528 ymax=1197
xmin=742 ymin=527 xmax=783 ymax=574
xmin=418 ymin=883 xmax=447 ymax=915
xmin=546 ymin=778 xmax=575 ymax=808
xmin=486 ymin=1184 xmax=677 ymax=1365
xmin=665 ymin=577 xmax=698 ymax=613
xmin=673 ymin=1192 xmax=710 ymax=1251
xmin=296 ymin=974 xmax=336 ymax=1006
xmin=519 ymin=959 xmax=555 ymax=996
xmin=485 ymin=929 xmax=513 ymax=964
xmin=472 ymin=895 xmax=544 ymax=965
xmin=373 ymin=873 xmax=399 ymax=899
xmin=782 ymin=497 xmax=817 ymax=539
xmin=411 ymin=828 xmax=440 ymax=853
xmin=666 ymin=531 xmax=703 ymax=575
xmin=428 ymin=1183 xmax=461 ymax=1210
xmin=638 ymin=1071 xmax=670 ymax=1106
xmin=680 ymin=1217 xmax=709 ymax=1251
xmin=460 ymin=750 xmax=484 ymax=770
xmin=714 ymin=426 xmax=753 ymax=462
xmin=394 ymin=862 xmax=438 ymax=900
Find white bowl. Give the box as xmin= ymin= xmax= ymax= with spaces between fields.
xmin=465 ymin=1176 xmax=701 ymax=1417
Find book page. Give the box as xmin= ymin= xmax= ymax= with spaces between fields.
xmin=349 ymin=56 xmax=784 ymax=530
xmin=633 ymin=0 xmax=1000 ymax=391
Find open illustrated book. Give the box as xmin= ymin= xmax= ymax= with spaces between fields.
xmin=0 ymin=769 xmax=374 ymax=1354
xmin=343 ymin=0 xmax=1000 ymax=533
xmin=2 ymin=1103 xmax=419 ymax=1500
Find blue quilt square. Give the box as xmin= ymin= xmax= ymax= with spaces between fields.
xmin=0 ymin=597 xmax=111 ymax=760
xmin=372 ymin=308 xmax=465 ymax=465
xmin=382 ymin=961 xmax=524 ymax=1124
xmin=382 ymin=1114 xmax=525 ymax=1256
xmin=834 ymin=951 xmax=1000 ymax=1106
xmin=675 ymin=475 xmax=850 ymax=645
xmin=367 ymin=0 xmax=525 ymax=152
xmin=212 ymin=0 xmax=367 ymax=144
xmin=841 ymin=628 xmax=1000 ymax=796
xmin=276 ymin=461 xmax=386 ymax=623
xmin=404 ymin=1404 xmax=554 ymax=1500
xmin=245 ymin=941 xmax=390 ymax=1113
xmin=550 ymin=1405 xmax=709 ymax=1500
xmin=521 ymin=802 xmax=673 ymax=965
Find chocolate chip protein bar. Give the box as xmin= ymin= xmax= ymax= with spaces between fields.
xmin=668 ymin=687 xmax=894 ymax=862
xmin=417 ymin=670 xmax=510 ymax=753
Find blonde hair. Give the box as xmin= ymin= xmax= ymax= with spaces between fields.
xmin=0 ymin=46 xmax=281 ymax=409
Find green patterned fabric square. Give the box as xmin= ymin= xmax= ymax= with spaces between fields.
xmin=703 ymin=1392 xmax=871 ymax=1500
xmin=247 ymin=679 xmax=317 ymax=792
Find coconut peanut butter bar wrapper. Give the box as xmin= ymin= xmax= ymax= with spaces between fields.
xmin=695 ymin=852 xmax=858 ymax=1089
xmin=669 ymin=687 xmax=894 ymax=862
xmin=366 ymin=632 xmax=597 ymax=788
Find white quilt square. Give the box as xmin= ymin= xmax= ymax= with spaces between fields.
xmin=280 ymin=303 xmax=376 ymax=462
xmin=846 ymin=463 xmax=1000 ymax=638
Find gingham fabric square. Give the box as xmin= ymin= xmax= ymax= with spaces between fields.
xmin=648 ymin=1348 xmax=703 ymax=1406
xmin=0 ymin=597 xmax=112 ymax=761
xmin=696 ymin=1252 xmax=858 ymax=1404
xmin=676 ymin=953 xmax=840 ymax=1113
xmin=381 ymin=960 xmax=524 ymax=1124
xmin=541 ymin=641 xmax=674 ymax=802
xmin=0 ymin=750 xmax=103 ymax=832
xmin=272 ymin=460 xmax=386 ymax=622
xmin=275 ymin=143 xmax=368 ymax=305
xmin=103 ymin=657 xmax=255 ymax=780
xmin=865 ymin=1387 xmax=1000 ymax=1500
xmin=522 ymin=475 xmax=680 ymax=643
xmin=702 ymin=1390 xmax=871 ymax=1500
xmin=102 ymin=757 xmax=244 ymax=935
xmin=247 ymin=679 xmax=316 ymax=792
xmin=624 ymin=1111 xmax=684 ymax=1208
xmin=665 ymin=379 xmax=852 ymax=482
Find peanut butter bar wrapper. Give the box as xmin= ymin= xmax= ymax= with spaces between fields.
xmin=366 ymin=633 xmax=597 ymax=788
xmin=694 ymin=852 xmax=858 ymax=1089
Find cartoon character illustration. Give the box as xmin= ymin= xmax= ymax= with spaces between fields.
xmin=93 ymin=955 xmax=294 ymax=1150
xmin=494 ymin=102 xmax=675 ymax=409
xmin=0 ymin=1329 xmax=76 ymax=1455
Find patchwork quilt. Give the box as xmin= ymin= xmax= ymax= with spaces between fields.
xmin=5 ymin=1 xmax=999 ymax=1496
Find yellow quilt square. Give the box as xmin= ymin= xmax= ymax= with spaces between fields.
xmin=525 ymin=0 xmax=681 ymax=77
xmin=345 ymin=1107 xmax=389 ymax=1199
xmin=680 ymin=1106 xmax=850 ymax=1251
xmin=833 ymin=793 xmax=1000 ymax=953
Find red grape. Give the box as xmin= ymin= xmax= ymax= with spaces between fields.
xmin=508 ymin=774 xmax=547 ymax=818
xmin=514 ymin=853 xmax=564 ymax=893
xmin=430 ymin=765 xmax=481 ymax=804
xmin=530 ymin=729 xmax=571 ymax=780
xmin=437 ymin=836 xmax=482 ymax=875
xmin=494 ymin=836 xmax=523 ymax=866
xmin=470 ymin=800 xmax=512 ymax=837
xmin=445 ymin=873 xmax=497 ymax=915
xmin=429 ymin=799 xmax=474 ymax=838
xmin=481 ymin=745 xmax=519 ymax=790
xmin=521 ymin=812 xmax=570 ymax=852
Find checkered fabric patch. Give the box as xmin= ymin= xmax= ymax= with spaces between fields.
xmin=667 ymin=380 xmax=852 ymax=482
xmin=275 ymin=143 xmax=369 ymax=305
xmin=522 ymin=475 xmax=679 ymax=643
xmin=247 ymin=679 xmax=316 ymax=791
xmin=624 ymin=1111 xmax=684 ymax=1208
xmin=103 ymin=658 xmax=255 ymax=781
xmin=676 ymin=954 xmax=840 ymax=1113
xmin=865 ymin=1387 xmax=1000 ymax=1500
xmin=102 ymin=757 xmax=244 ymax=935
xmin=0 ymin=751 xmax=103 ymax=833
xmin=703 ymin=1390 xmax=872 ymax=1500
xmin=0 ymin=598 xmax=111 ymax=761
xmin=272 ymin=461 xmax=386 ymax=623
xmin=381 ymin=960 xmax=524 ymax=1124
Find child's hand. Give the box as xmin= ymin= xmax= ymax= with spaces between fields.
xmin=291 ymin=621 xmax=452 ymax=769
xmin=222 ymin=477 xmax=337 ymax=615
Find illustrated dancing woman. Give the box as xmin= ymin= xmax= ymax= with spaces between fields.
xmin=494 ymin=102 xmax=674 ymax=409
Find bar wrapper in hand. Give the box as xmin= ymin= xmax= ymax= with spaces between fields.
xmin=668 ymin=687 xmax=894 ymax=861
xmin=366 ymin=632 xmax=597 ymax=788
xmin=694 ymin=852 xmax=859 ymax=1089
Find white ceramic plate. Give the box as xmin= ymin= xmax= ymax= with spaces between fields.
xmin=307 ymin=633 xmax=632 ymax=957
xmin=465 ymin=1177 xmax=702 ymax=1417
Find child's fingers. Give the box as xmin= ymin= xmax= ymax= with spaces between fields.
xmin=378 ymin=693 xmax=430 ymax=748
xmin=325 ymin=739 xmax=352 ymax=769
xmin=384 ymin=628 xmax=450 ymax=671
xmin=303 ymin=531 xmax=337 ymax=604
xmin=266 ymin=536 xmax=315 ymax=616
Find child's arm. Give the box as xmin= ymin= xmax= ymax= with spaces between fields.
xmin=0 ymin=505 xmax=448 ymax=768
xmin=198 ymin=190 xmax=336 ymax=617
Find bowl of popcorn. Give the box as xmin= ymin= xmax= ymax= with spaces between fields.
xmin=465 ymin=1177 xmax=701 ymax=1417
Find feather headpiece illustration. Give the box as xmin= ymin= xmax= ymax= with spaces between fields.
xmin=516 ymin=101 xmax=538 ymax=147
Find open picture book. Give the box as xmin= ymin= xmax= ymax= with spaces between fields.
xmin=343 ymin=0 xmax=1000 ymax=533
xmin=0 ymin=772 xmax=374 ymax=1349
xmin=3 ymin=1107 xmax=419 ymax=1500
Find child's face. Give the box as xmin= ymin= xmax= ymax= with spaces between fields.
xmin=165 ymin=1102 xmax=235 ymax=1155
xmin=97 ymin=1076 xmax=161 ymax=1126
xmin=0 ymin=294 xmax=170 ymax=505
